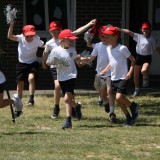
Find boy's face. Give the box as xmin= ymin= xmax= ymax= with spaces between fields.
xmin=50 ymin=29 xmax=61 ymax=38
xmin=141 ymin=28 xmax=151 ymax=37
xmin=25 ymin=35 xmax=34 ymax=43
xmin=61 ymin=38 xmax=74 ymax=48
xmin=99 ymin=35 xmax=107 ymax=44
xmin=103 ymin=34 xmax=117 ymax=45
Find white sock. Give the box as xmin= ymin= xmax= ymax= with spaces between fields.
xmin=109 ymin=106 xmax=114 ymax=113
xmin=98 ymin=96 xmax=102 ymax=101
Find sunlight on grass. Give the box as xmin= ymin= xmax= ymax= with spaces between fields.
xmin=0 ymin=91 xmax=160 ymax=160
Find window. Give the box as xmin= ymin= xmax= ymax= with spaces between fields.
xmin=24 ymin=0 xmax=75 ymax=41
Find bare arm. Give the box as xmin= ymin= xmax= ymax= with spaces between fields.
xmin=100 ymin=64 xmax=111 ymax=76
xmin=72 ymin=19 xmax=96 ymax=36
xmin=125 ymin=55 xmax=135 ymax=80
xmin=7 ymin=22 xmax=18 ymax=41
xmin=42 ymin=50 xmax=49 ymax=70
xmin=116 ymin=27 xmax=134 ymax=37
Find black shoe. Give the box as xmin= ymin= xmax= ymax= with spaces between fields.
xmin=62 ymin=121 xmax=72 ymax=129
xmin=97 ymin=100 xmax=103 ymax=106
xmin=72 ymin=107 xmax=76 ymax=118
xmin=130 ymin=102 xmax=139 ymax=123
xmin=104 ymin=103 xmax=110 ymax=113
xmin=125 ymin=115 xmax=132 ymax=126
xmin=109 ymin=113 xmax=117 ymax=123
xmin=75 ymin=102 xmax=82 ymax=120
xmin=14 ymin=111 xmax=23 ymax=119
xmin=27 ymin=99 xmax=34 ymax=106
xmin=51 ymin=107 xmax=60 ymax=119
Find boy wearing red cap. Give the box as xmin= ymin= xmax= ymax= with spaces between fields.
xmin=46 ymin=29 xmax=90 ymax=129
xmin=42 ymin=19 xmax=96 ymax=119
xmin=100 ymin=26 xmax=139 ymax=126
xmin=84 ymin=25 xmax=116 ymax=123
xmin=117 ymin=22 xmax=160 ymax=96
xmin=7 ymin=22 xmax=44 ymax=118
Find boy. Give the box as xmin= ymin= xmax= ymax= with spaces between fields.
xmin=46 ymin=29 xmax=90 ymax=129
xmin=7 ymin=22 xmax=44 ymax=118
xmin=101 ymin=26 xmax=139 ymax=126
xmin=85 ymin=25 xmax=116 ymax=122
xmin=42 ymin=19 xmax=96 ymax=119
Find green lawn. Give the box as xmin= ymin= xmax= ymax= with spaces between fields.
xmin=0 ymin=90 xmax=160 ymax=160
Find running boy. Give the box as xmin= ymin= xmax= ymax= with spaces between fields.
xmin=84 ymin=25 xmax=116 ymax=122
xmin=7 ymin=22 xmax=44 ymax=117
xmin=42 ymin=19 xmax=96 ymax=119
xmin=117 ymin=22 xmax=160 ymax=96
xmin=46 ymin=29 xmax=90 ymax=129
xmin=100 ymin=26 xmax=139 ymax=126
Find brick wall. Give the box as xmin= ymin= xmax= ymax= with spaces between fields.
xmin=1 ymin=0 xmax=122 ymax=90
xmin=76 ymin=0 xmax=122 ymax=89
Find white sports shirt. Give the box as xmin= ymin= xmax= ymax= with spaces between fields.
xmin=91 ymin=42 xmax=111 ymax=78
xmin=16 ymin=34 xmax=44 ymax=64
xmin=0 ymin=71 xmax=6 ymax=84
xmin=48 ymin=46 xmax=77 ymax=81
xmin=44 ymin=38 xmax=60 ymax=68
xmin=107 ymin=44 xmax=131 ymax=81
xmin=133 ymin=33 xmax=156 ymax=55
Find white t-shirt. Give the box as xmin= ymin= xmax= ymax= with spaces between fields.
xmin=91 ymin=42 xmax=111 ymax=78
xmin=44 ymin=38 xmax=60 ymax=68
xmin=49 ymin=46 xmax=77 ymax=81
xmin=0 ymin=71 xmax=6 ymax=84
xmin=16 ymin=34 xmax=44 ymax=64
xmin=133 ymin=33 xmax=156 ymax=55
xmin=107 ymin=44 xmax=131 ymax=81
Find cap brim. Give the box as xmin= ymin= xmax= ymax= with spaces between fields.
xmin=24 ymin=32 xmax=36 ymax=36
xmin=67 ymin=36 xmax=78 ymax=40
xmin=49 ymin=27 xmax=61 ymax=31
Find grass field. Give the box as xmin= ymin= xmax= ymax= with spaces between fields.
xmin=0 ymin=89 xmax=160 ymax=160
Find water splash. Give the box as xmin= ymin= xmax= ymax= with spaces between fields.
xmin=4 ymin=4 xmax=18 ymax=24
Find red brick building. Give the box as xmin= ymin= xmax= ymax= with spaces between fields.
xmin=0 ymin=0 xmax=160 ymax=90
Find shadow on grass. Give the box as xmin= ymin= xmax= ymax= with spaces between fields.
xmin=2 ymin=131 xmax=43 ymax=136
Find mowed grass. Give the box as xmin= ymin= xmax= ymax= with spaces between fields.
xmin=0 ymin=89 xmax=160 ymax=160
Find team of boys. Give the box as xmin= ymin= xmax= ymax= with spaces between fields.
xmin=0 ymin=19 xmax=159 ymax=129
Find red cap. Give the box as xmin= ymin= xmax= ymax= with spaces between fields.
xmin=103 ymin=26 xmax=120 ymax=37
xmin=98 ymin=26 xmax=109 ymax=35
xmin=49 ymin=21 xmax=62 ymax=31
xmin=141 ymin=22 xmax=151 ymax=29
xmin=58 ymin=29 xmax=78 ymax=40
xmin=23 ymin=25 xmax=36 ymax=36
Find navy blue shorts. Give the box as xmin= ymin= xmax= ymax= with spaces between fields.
xmin=16 ymin=61 xmax=39 ymax=82
xmin=111 ymin=79 xmax=128 ymax=95
xmin=59 ymin=78 xmax=76 ymax=95
xmin=135 ymin=54 xmax=152 ymax=66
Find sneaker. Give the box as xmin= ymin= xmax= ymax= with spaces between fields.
xmin=62 ymin=121 xmax=72 ymax=129
xmin=72 ymin=107 xmax=76 ymax=118
xmin=13 ymin=94 xmax=23 ymax=108
xmin=109 ymin=113 xmax=116 ymax=123
xmin=97 ymin=100 xmax=103 ymax=106
xmin=125 ymin=115 xmax=132 ymax=126
xmin=104 ymin=103 xmax=110 ymax=113
xmin=27 ymin=99 xmax=34 ymax=106
xmin=75 ymin=102 xmax=82 ymax=120
xmin=133 ymin=89 xmax=139 ymax=97
xmin=143 ymin=77 xmax=149 ymax=88
xmin=130 ymin=102 xmax=139 ymax=123
xmin=14 ymin=111 xmax=23 ymax=119
xmin=51 ymin=107 xmax=60 ymax=119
